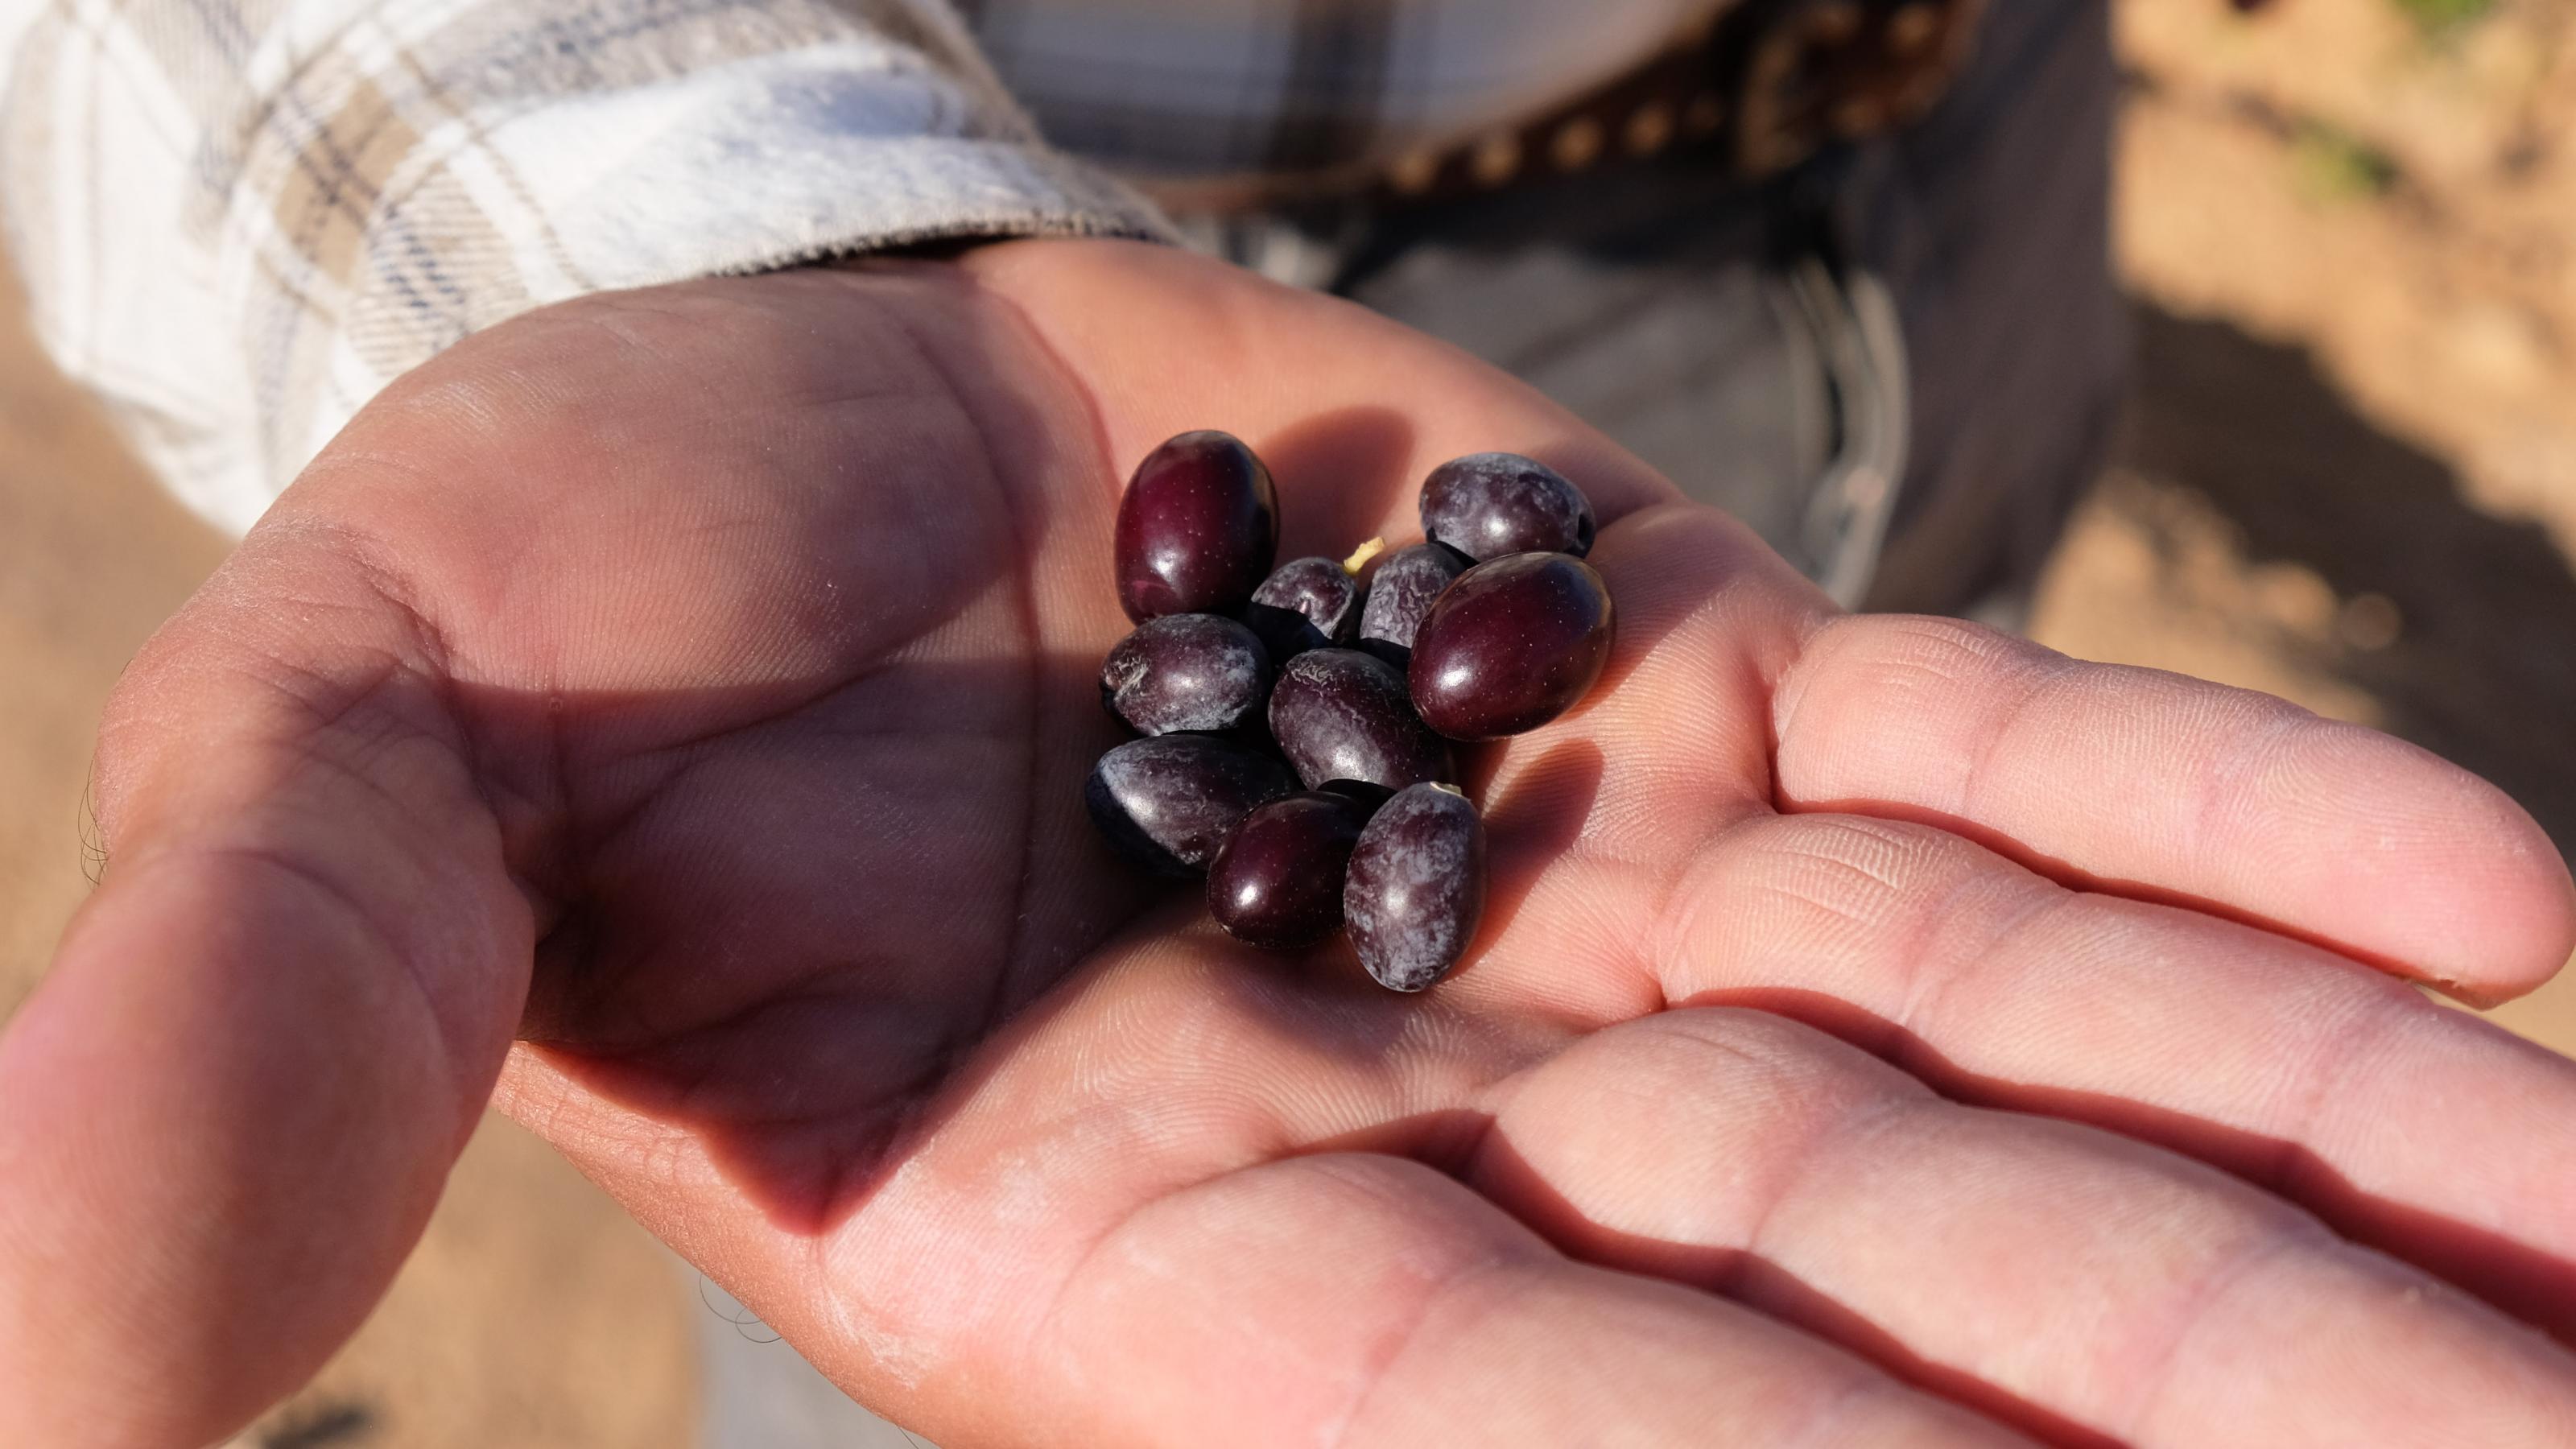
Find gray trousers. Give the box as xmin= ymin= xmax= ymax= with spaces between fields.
xmin=1193 ymin=0 xmax=2124 ymax=621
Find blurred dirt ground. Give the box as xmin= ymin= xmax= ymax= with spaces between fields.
xmin=2 ymin=1 xmax=2573 ymax=1443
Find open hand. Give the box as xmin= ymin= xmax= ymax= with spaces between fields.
xmin=5 ymin=239 xmax=2574 ymax=1448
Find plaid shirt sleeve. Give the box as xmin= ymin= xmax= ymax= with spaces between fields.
xmin=0 ymin=0 xmax=1172 ymax=535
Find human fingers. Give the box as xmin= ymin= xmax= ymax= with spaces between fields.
xmin=1468 ymin=1006 xmax=2576 ymax=1448
xmin=1397 ymin=499 xmax=2576 ymax=1335
xmin=1769 ymin=614 xmax=2576 ymax=1001
xmin=1646 ymin=808 xmax=2576 ymax=1337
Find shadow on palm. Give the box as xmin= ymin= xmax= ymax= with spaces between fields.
xmin=351 ymin=272 xmax=1625 ymax=1237
xmin=522 ymin=712 xmax=1608 ymax=1236
xmin=474 ymin=538 xmax=1616 ymax=1241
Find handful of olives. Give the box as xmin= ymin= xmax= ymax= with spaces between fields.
xmin=1084 ymin=431 xmax=1616 ymax=992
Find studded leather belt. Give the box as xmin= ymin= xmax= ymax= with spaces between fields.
xmin=1366 ymin=0 xmax=1986 ymax=207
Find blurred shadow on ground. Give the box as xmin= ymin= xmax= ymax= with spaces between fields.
xmin=2118 ymin=300 xmax=2576 ymax=854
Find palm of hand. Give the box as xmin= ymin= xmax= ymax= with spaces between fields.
xmin=8 ymin=241 xmax=2576 ymax=1449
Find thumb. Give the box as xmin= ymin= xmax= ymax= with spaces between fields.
xmin=0 ymin=523 xmax=530 ymax=1447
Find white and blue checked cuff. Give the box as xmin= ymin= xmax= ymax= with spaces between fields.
xmin=0 ymin=0 xmax=1174 ymax=536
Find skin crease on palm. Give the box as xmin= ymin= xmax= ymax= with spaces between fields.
xmin=2 ymin=240 xmax=2576 ymax=1449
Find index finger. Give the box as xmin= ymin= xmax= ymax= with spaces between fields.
xmin=1770 ymin=613 xmax=2576 ymax=1001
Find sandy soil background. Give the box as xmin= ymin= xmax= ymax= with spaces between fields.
xmin=2 ymin=2 xmax=2570 ymax=1443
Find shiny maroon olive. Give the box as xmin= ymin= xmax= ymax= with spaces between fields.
xmin=1268 ymin=648 xmax=1456 ymax=792
xmin=1114 ymin=431 xmax=1281 ymax=621
xmin=1408 ymin=552 xmax=1615 ymax=740
xmin=1207 ymin=791 xmax=1376 ymax=948
xmin=1085 ymin=734 xmax=1294 ymax=877
xmin=1244 ymin=555 xmax=1361 ymax=660
xmin=1418 ymin=452 xmax=1595 ymax=560
xmin=1344 ymin=782 xmax=1487 ymax=992
xmin=1355 ymin=541 xmax=1470 ymax=669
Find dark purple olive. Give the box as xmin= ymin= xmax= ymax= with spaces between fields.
xmin=1268 ymin=648 xmax=1456 ymax=792
xmin=1344 ymin=782 xmax=1488 ymax=992
xmin=1100 ymin=613 xmax=1274 ymax=736
xmin=1085 ymin=735 xmax=1294 ymax=877
xmin=1244 ymin=555 xmax=1362 ymax=660
xmin=1115 ymin=431 xmax=1281 ymax=622
xmin=1354 ymin=541 xmax=1470 ymax=668
xmin=1207 ymin=791 xmax=1376 ymax=948
xmin=1419 ymin=452 xmax=1596 ymax=560
xmin=1409 ymin=552 xmax=1616 ymax=741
